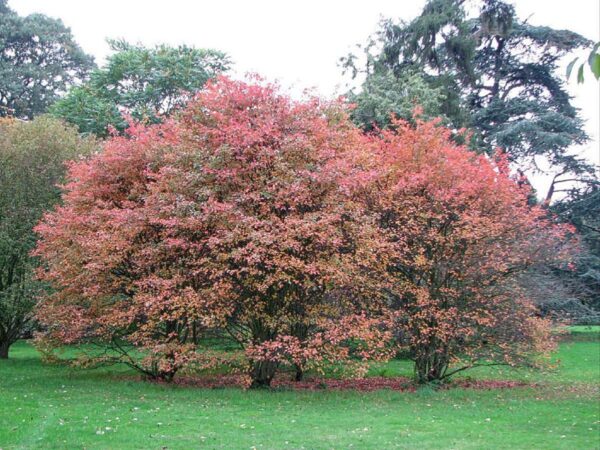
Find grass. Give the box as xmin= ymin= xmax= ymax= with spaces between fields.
xmin=0 ymin=332 xmax=598 ymax=449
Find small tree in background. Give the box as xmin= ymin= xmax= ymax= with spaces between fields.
xmin=50 ymin=40 xmax=230 ymax=137
xmin=0 ymin=116 xmax=96 ymax=358
xmin=346 ymin=70 xmax=448 ymax=132
xmin=0 ymin=0 xmax=95 ymax=119
xmin=360 ymin=116 xmax=573 ymax=383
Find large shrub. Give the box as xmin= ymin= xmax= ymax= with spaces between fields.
xmin=34 ymin=77 xmax=387 ymax=385
xmin=359 ymin=117 xmax=573 ymax=383
xmin=34 ymin=77 xmax=571 ymax=386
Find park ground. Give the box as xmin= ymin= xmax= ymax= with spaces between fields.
xmin=0 ymin=327 xmax=598 ymax=449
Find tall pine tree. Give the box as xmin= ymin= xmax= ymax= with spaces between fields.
xmin=343 ymin=0 xmax=595 ymax=202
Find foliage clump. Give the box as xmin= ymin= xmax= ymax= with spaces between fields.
xmin=50 ymin=40 xmax=230 ymax=137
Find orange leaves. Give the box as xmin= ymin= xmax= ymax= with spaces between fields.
xmin=34 ymin=77 xmax=381 ymax=384
xmin=33 ymin=77 xmax=572 ymax=385
xmin=362 ymin=116 xmax=572 ymax=382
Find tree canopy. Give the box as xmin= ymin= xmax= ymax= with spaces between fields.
xmin=50 ymin=39 xmax=230 ymax=136
xmin=0 ymin=0 xmax=95 ymax=119
xmin=343 ymin=0 xmax=595 ymax=201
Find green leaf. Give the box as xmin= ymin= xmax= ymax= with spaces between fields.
xmin=590 ymin=54 xmax=600 ymax=80
xmin=566 ymin=58 xmax=578 ymax=80
xmin=577 ymin=64 xmax=585 ymax=84
xmin=588 ymin=42 xmax=600 ymax=66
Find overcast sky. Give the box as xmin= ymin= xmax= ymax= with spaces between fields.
xmin=10 ymin=0 xmax=600 ymax=194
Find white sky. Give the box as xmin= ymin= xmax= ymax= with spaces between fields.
xmin=10 ymin=0 xmax=600 ymax=196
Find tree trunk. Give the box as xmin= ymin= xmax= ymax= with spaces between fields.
xmin=0 ymin=340 xmax=10 ymax=359
xmin=414 ymin=352 xmax=449 ymax=384
xmin=146 ymin=352 xmax=177 ymax=382
xmin=294 ymin=364 xmax=304 ymax=382
xmin=249 ymin=360 xmax=278 ymax=388
xmin=156 ymin=369 xmax=177 ymax=383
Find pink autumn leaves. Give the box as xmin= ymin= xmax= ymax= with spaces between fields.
xmin=34 ymin=76 xmax=572 ymax=387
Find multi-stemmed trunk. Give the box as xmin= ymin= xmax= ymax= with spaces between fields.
xmin=250 ymin=360 xmax=278 ymax=388
xmin=413 ymin=343 xmax=450 ymax=384
xmin=246 ymin=317 xmax=312 ymax=387
xmin=145 ymin=342 xmax=179 ymax=382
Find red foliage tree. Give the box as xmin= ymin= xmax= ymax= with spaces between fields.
xmin=360 ymin=117 xmax=573 ymax=383
xmin=34 ymin=77 xmax=571 ymax=387
xmin=34 ymin=77 xmax=386 ymax=385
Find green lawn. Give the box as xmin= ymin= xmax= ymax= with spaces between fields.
xmin=0 ymin=334 xmax=598 ymax=449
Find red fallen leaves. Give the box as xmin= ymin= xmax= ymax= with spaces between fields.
xmin=151 ymin=374 xmax=531 ymax=392
xmin=159 ymin=375 xmax=416 ymax=391
xmin=34 ymin=75 xmax=574 ymax=387
xmin=452 ymin=379 xmax=532 ymax=390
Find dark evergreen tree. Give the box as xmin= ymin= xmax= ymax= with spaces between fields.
xmin=343 ymin=0 xmax=595 ymax=202
xmin=549 ymin=183 xmax=600 ymax=322
xmin=0 ymin=0 xmax=95 ymax=119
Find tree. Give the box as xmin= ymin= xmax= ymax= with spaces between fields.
xmin=343 ymin=0 xmax=594 ymax=202
xmin=549 ymin=183 xmax=600 ymax=322
xmin=0 ymin=116 xmax=96 ymax=358
xmin=34 ymin=77 xmax=389 ymax=385
xmin=50 ymin=40 xmax=230 ymax=137
xmin=0 ymin=0 xmax=95 ymax=119
xmin=360 ymin=116 xmax=573 ymax=383
xmin=346 ymin=69 xmax=447 ymax=131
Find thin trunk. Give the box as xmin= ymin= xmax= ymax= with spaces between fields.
xmin=149 ymin=350 xmax=177 ymax=382
xmin=294 ymin=364 xmax=304 ymax=382
xmin=156 ymin=369 xmax=177 ymax=383
xmin=414 ymin=348 xmax=449 ymax=384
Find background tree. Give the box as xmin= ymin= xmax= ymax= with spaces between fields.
xmin=0 ymin=0 xmax=95 ymax=119
xmin=343 ymin=0 xmax=594 ymax=202
xmin=360 ymin=116 xmax=573 ymax=383
xmin=346 ymin=70 xmax=447 ymax=131
xmin=548 ymin=184 xmax=600 ymax=322
xmin=551 ymin=41 xmax=600 ymax=324
xmin=50 ymin=39 xmax=230 ymax=136
xmin=0 ymin=116 xmax=96 ymax=358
